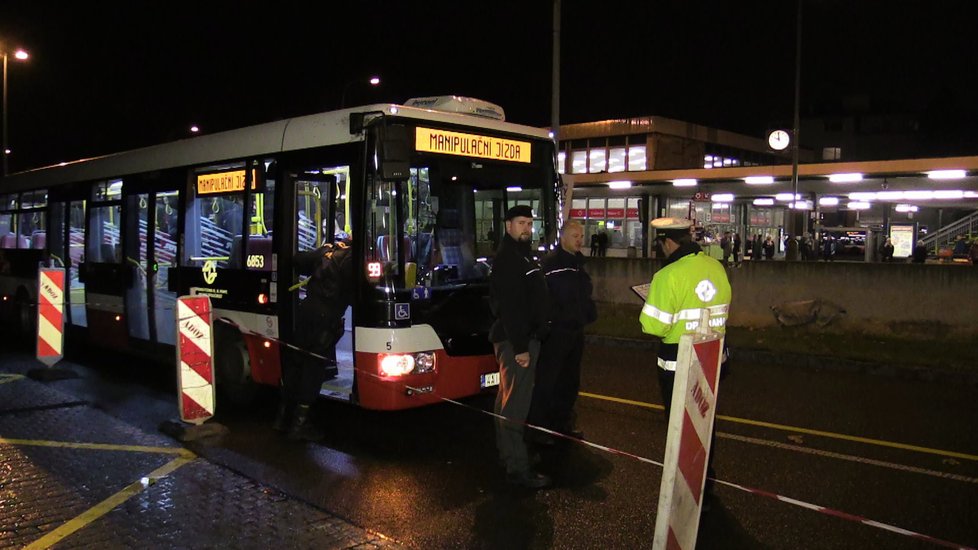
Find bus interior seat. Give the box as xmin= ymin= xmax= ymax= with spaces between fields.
xmin=31 ymin=230 xmax=46 ymax=249
xmin=436 ymin=209 xmax=475 ymax=277
xmin=100 ymin=243 xmax=118 ymax=262
xmin=377 ymin=235 xmax=414 ymax=262
xmin=0 ymin=233 xmax=17 ymax=248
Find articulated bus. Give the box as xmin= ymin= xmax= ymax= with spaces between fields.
xmin=0 ymin=96 xmax=560 ymax=410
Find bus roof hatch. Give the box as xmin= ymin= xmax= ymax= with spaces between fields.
xmin=403 ymin=96 xmax=506 ymax=121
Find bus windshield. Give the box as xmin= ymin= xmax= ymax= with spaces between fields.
xmin=365 ymin=135 xmax=557 ymax=290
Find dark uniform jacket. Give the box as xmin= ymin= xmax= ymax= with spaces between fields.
xmin=489 ymin=234 xmax=550 ymax=354
xmin=541 ymin=247 xmax=596 ymax=330
xmin=294 ymin=242 xmax=354 ymax=324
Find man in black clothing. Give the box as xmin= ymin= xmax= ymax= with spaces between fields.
xmin=489 ymin=205 xmax=552 ymax=489
xmin=529 ymin=220 xmax=596 ymax=443
xmin=276 ymin=240 xmax=353 ymax=441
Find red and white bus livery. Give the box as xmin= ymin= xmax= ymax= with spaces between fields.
xmin=0 ymin=96 xmax=560 ymax=410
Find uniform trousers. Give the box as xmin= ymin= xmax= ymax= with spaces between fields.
xmin=283 ymin=304 xmax=339 ymax=406
xmin=529 ymin=327 xmax=584 ymax=432
xmin=494 ymin=338 xmax=541 ymax=474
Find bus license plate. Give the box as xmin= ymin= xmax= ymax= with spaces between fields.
xmin=480 ymin=372 xmax=500 ymax=388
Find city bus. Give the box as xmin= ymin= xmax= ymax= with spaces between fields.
xmin=0 ymin=96 xmax=560 ymax=410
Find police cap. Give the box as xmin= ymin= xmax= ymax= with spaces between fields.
xmin=505 ymin=205 xmax=535 ymax=220
xmin=651 ymin=217 xmax=693 ymax=240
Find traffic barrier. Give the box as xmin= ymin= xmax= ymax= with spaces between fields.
xmin=653 ymin=325 xmax=723 ymax=550
xmin=175 ymin=295 xmax=216 ymax=424
xmin=35 ymin=268 xmax=65 ymax=367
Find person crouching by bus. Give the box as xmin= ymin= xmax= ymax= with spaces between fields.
xmin=640 ymin=217 xmax=731 ymax=503
xmin=489 ymin=205 xmax=552 ymax=489
xmin=528 ymin=220 xmax=596 ymax=445
xmin=276 ymin=239 xmax=353 ymax=441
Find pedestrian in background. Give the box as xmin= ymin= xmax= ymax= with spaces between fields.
xmin=590 ymin=232 xmax=599 ymax=256
xmin=597 ymin=230 xmax=609 ymax=257
xmin=953 ymin=235 xmax=969 ymax=259
xmin=529 ymin=221 xmax=596 ymax=445
xmin=720 ymin=231 xmax=732 ymax=266
xmin=763 ymin=235 xmax=775 ymax=260
xmin=785 ymin=235 xmax=799 ymax=261
xmin=912 ymin=240 xmax=928 ymax=263
xmin=822 ymin=235 xmax=836 ymax=261
xmin=489 ymin=205 xmax=552 ymax=489
xmin=277 ymin=239 xmax=353 ymax=441
xmin=640 ymin=217 xmax=731 ymax=501
xmin=880 ymin=238 xmax=895 ymax=262
xmin=732 ymin=232 xmax=742 ymax=265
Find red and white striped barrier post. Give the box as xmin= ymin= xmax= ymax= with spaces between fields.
xmin=36 ymin=267 xmax=66 ymax=367
xmin=653 ymin=321 xmax=724 ymax=550
xmin=176 ymin=295 xmax=216 ymax=425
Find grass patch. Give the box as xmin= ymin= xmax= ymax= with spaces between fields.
xmin=586 ymin=301 xmax=978 ymax=372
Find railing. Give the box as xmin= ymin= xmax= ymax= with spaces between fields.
xmin=920 ymin=210 xmax=978 ymax=251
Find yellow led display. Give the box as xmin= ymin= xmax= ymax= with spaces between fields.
xmin=415 ymin=127 xmax=531 ymax=163
xmin=197 ymin=170 xmax=258 ymax=195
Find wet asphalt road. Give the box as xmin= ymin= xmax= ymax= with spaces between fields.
xmin=4 ymin=340 xmax=977 ymax=549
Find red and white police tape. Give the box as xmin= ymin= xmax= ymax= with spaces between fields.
xmin=36 ymin=267 xmax=66 ymax=367
xmin=175 ymin=295 xmax=216 ymax=424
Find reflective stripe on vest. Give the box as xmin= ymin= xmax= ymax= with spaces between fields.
xmin=657 ymin=357 xmax=678 ymax=371
xmin=642 ymin=303 xmax=729 ymax=324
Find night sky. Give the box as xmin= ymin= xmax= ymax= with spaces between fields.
xmin=1 ymin=1 xmax=976 ymax=172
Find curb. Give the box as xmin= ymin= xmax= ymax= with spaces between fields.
xmin=584 ymin=334 xmax=978 ymax=386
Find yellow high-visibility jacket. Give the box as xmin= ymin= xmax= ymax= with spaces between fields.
xmin=639 ymin=250 xmax=731 ymax=370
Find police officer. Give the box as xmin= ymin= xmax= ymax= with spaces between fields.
xmin=489 ymin=205 xmax=552 ymax=489
xmin=276 ymin=239 xmax=353 ymax=441
xmin=639 ymin=217 xmax=731 ymax=495
xmin=529 ymin=220 xmax=596 ymax=443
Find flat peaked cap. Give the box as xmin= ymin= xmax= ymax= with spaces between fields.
xmin=650 ymin=217 xmax=693 ymax=230
xmin=505 ymin=205 xmax=535 ymax=220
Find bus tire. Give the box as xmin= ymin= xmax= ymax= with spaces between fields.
xmin=13 ymin=288 xmax=37 ymax=348
xmin=214 ymin=330 xmax=258 ymax=406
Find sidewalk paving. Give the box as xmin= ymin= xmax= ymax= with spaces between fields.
xmin=0 ymin=353 xmax=402 ymax=550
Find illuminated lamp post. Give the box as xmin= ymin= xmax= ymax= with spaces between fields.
xmin=2 ymin=46 xmax=29 ymax=176
xmin=340 ymin=76 xmax=381 ymax=108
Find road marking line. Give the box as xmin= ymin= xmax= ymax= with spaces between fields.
xmin=0 ymin=437 xmax=195 ymax=457
xmin=579 ymin=391 xmax=978 ymax=462
xmin=23 ymin=456 xmax=194 ymax=550
xmin=721 ymin=432 xmax=978 ymax=485
xmin=579 ymin=391 xmax=664 ymax=410
xmin=0 ymin=373 xmax=25 ymax=385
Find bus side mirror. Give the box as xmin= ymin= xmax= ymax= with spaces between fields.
xmin=378 ymin=124 xmax=410 ymax=181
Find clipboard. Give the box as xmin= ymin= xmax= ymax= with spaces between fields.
xmin=630 ymin=282 xmax=650 ymax=301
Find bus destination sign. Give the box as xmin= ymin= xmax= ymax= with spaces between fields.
xmin=196 ymin=170 xmax=258 ymax=195
xmin=415 ymin=127 xmax=531 ymax=163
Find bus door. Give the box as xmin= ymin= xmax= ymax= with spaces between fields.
xmin=289 ymin=169 xmax=352 ymax=399
xmin=46 ymin=199 xmax=87 ymax=328
xmin=82 ymin=180 xmax=127 ymax=349
xmin=122 ymin=189 xmax=180 ymax=346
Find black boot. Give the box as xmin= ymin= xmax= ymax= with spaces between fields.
xmin=272 ymin=400 xmax=290 ymax=433
xmin=287 ymin=404 xmax=325 ymax=442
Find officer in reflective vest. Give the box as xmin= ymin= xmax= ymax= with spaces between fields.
xmin=639 ymin=217 xmax=731 ymax=495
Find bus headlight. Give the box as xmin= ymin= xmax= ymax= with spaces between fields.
xmin=380 ymin=354 xmax=415 ymax=377
xmin=378 ymin=352 xmax=437 ymax=377
xmin=414 ymin=352 xmax=435 ymax=374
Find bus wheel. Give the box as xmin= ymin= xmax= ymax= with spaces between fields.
xmin=13 ymin=288 xmax=37 ymax=347
xmin=214 ymin=332 xmax=258 ymax=406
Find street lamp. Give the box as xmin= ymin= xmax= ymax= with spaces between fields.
xmin=2 ymin=46 xmax=29 ymax=176
xmin=340 ymin=76 xmax=381 ymax=108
